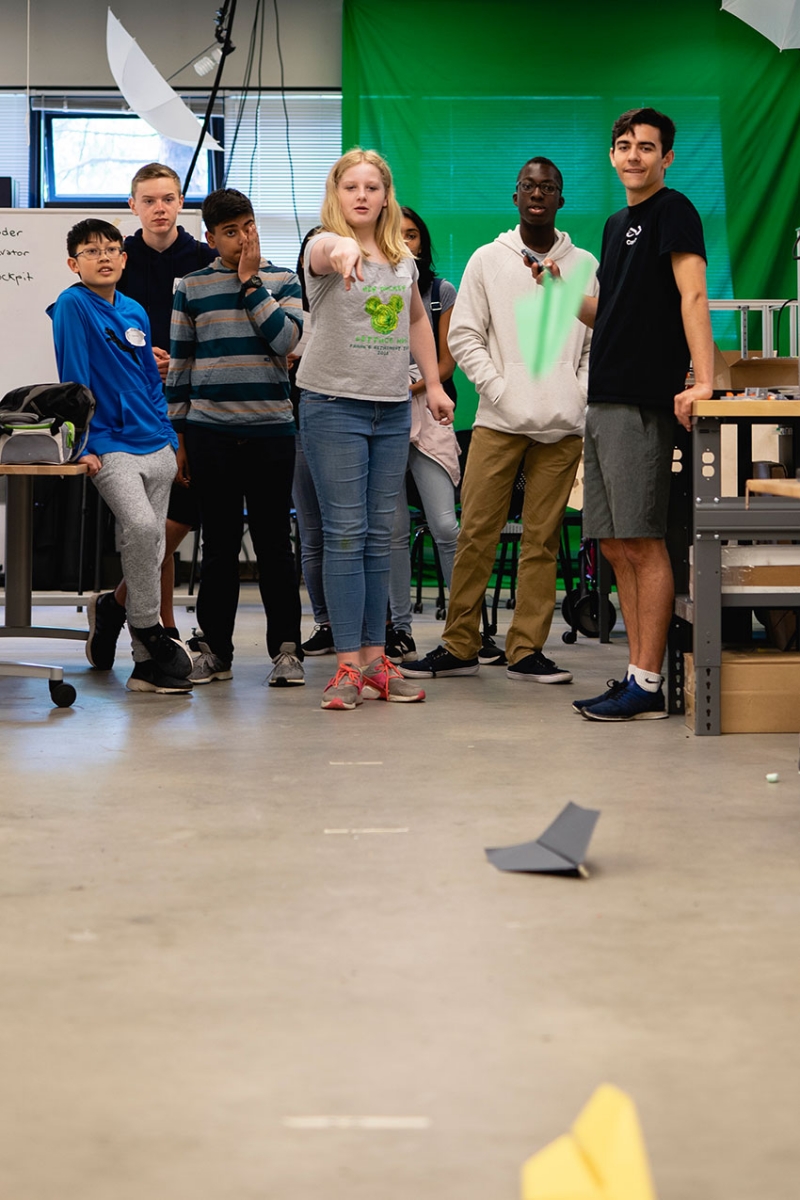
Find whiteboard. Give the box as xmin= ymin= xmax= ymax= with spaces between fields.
xmin=0 ymin=208 xmax=203 ymax=394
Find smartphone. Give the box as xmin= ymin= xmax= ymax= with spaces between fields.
xmin=521 ymin=248 xmax=548 ymax=271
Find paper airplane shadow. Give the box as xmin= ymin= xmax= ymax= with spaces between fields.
xmin=485 ymin=801 xmax=599 ymax=878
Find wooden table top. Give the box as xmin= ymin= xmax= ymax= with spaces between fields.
xmin=745 ymin=477 xmax=800 ymax=503
xmin=694 ymin=399 xmax=800 ymax=418
xmin=0 ymin=462 xmax=88 ymax=476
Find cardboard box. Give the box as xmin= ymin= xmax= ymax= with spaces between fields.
xmin=712 ymin=345 xmax=799 ymax=391
xmin=689 ymin=544 xmax=800 ymax=597
xmin=721 ymin=544 xmax=800 ymax=591
xmin=684 ymin=649 xmax=800 ymax=733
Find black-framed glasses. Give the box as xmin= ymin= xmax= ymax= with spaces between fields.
xmin=516 ymin=180 xmax=560 ymax=196
xmin=74 ymin=245 xmax=124 ymax=260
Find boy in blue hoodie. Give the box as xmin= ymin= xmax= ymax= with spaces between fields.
xmin=48 ymin=218 xmax=193 ymax=694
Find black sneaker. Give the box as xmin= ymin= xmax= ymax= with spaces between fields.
xmin=572 ymin=677 xmax=628 ymax=713
xmin=506 ymin=651 xmax=572 ymax=684
xmin=399 ymin=644 xmax=479 ymax=678
xmin=301 ymin=624 xmax=335 ymax=656
xmin=130 ymin=624 xmax=193 ymax=679
xmin=126 ymin=661 xmax=193 ymax=694
xmin=86 ymin=591 xmax=126 ymax=670
xmin=478 ymin=634 xmax=507 ymax=666
xmin=385 ymin=626 xmax=417 ymax=664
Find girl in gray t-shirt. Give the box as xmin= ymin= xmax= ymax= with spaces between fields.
xmin=296 ymin=148 xmax=453 ymax=710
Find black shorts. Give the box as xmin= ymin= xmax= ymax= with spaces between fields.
xmin=166 ymin=480 xmax=200 ymax=529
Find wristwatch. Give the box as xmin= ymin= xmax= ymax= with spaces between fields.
xmin=242 ymin=274 xmax=263 ymax=291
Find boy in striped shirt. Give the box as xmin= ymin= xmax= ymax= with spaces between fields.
xmin=167 ymin=188 xmax=305 ymax=688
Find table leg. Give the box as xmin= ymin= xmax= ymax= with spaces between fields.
xmin=4 ymin=474 xmax=33 ymax=627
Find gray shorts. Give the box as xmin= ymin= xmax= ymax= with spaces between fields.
xmin=583 ymin=403 xmax=676 ymax=539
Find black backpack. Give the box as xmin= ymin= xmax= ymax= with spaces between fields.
xmin=0 ymin=382 xmax=96 ymax=458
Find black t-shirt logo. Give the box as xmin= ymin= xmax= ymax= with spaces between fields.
xmin=626 ymin=225 xmax=642 ymax=246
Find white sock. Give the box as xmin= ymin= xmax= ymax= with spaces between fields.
xmin=630 ymin=665 xmax=662 ymax=693
xmin=627 ymin=663 xmax=635 ymax=681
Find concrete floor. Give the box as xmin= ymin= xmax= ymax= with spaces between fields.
xmin=1 ymin=589 xmax=799 ymax=1200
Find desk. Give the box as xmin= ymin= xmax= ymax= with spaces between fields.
xmin=0 ymin=463 xmax=89 ymax=708
xmin=0 ymin=463 xmax=89 ymax=640
xmin=671 ymin=400 xmax=800 ymax=735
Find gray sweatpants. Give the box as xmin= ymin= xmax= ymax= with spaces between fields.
xmin=92 ymin=446 xmax=177 ymax=657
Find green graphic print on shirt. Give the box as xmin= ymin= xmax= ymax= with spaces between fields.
xmin=364 ymin=293 xmax=404 ymax=333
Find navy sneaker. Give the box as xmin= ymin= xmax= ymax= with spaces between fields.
xmin=86 ymin=591 xmax=126 ymax=670
xmin=572 ymin=677 xmax=628 ymax=713
xmin=582 ymin=677 xmax=667 ymax=721
xmin=399 ymin=644 xmax=479 ymax=678
xmin=506 ymin=651 xmax=572 ymax=684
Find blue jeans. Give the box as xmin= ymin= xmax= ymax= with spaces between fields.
xmin=292 ymin=434 xmax=328 ymax=625
xmin=300 ymin=392 xmax=411 ymax=654
xmin=389 ymin=444 xmax=459 ymax=633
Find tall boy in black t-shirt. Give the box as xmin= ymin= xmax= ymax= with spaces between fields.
xmin=569 ymin=107 xmax=714 ymax=722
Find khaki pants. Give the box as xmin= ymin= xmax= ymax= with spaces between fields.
xmin=443 ymin=426 xmax=582 ymax=664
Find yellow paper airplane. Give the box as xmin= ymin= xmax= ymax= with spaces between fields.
xmin=521 ymin=1084 xmax=657 ymax=1200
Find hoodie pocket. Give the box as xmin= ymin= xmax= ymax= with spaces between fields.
xmin=119 ymin=390 xmax=162 ymax=439
xmin=491 ymin=363 xmax=586 ymax=435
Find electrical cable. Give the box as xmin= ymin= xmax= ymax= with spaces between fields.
xmin=182 ymin=0 xmax=239 ymax=196
xmin=223 ymin=0 xmax=262 ymax=185
xmin=248 ymin=0 xmax=266 ymax=196
xmin=774 ymin=297 xmax=792 ymax=356
xmin=273 ymin=0 xmax=302 ymax=241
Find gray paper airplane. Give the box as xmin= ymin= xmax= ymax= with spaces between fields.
xmin=485 ymin=802 xmax=600 ymax=878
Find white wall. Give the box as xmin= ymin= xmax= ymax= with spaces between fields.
xmin=0 ymin=0 xmax=341 ymax=89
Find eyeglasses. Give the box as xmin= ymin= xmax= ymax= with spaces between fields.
xmin=516 ymin=180 xmax=560 ymax=196
xmin=74 ymin=245 xmax=124 ymax=260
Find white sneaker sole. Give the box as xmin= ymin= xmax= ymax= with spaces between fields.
xmin=126 ymin=678 xmax=193 ymax=695
xmin=506 ymin=670 xmax=573 ymax=684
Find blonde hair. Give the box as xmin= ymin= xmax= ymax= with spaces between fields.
xmin=130 ymin=162 xmax=182 ymax=198
xmin=320 ymin=148 xmax=409 ymax=266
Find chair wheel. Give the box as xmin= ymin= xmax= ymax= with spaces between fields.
xmin=562 ymin=630 xmax=577 ymax=644
xmin=49 ymin=680 xmax=76 ymax=708
xmin=413 ymin=601 xmax=423 ymax=614
xmin=573 ymin=592 xmax=617 ymax=639
xmin=506 ymin=598 xmax=516 ymax=610
xmin=561 ymin=587 xmax=581 ymax=625
xmin=436 ymin=606 xmax=446 ymax=620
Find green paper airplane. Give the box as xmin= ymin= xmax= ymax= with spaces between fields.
xmin=515 ymin=259 xmax=593 ymax=379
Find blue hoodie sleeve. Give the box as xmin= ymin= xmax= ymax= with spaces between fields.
xmin=139 ymin=308 xmax=178 ymax=450
xmin=51 ymin=292 xmax=93 ymax=391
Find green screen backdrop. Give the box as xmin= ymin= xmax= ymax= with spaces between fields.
xmin=342 ymin=0 xmax=800 ymax=426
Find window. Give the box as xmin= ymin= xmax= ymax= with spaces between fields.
xmin=224 ymin=91 xmax=342 ymax=269
xmin=43 ymin=113 xmax=213 ymax=203
xmin=0 ymin=93 xmax=30 ymax=204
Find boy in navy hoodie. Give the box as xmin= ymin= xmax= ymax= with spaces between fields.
xmin=48 ymin=218 xmax=193 ymax=694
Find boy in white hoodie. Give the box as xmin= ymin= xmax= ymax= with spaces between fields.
xmin=401 ymin=157 xmax=598 ymax=683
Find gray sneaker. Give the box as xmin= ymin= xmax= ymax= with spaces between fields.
xmin=188 ymin=642 xmax=233 ymax=685
xmin=362 ymin=654 xmax=426 ymax=703
xmin=266 ymin=642 xmax=305 ymax=687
